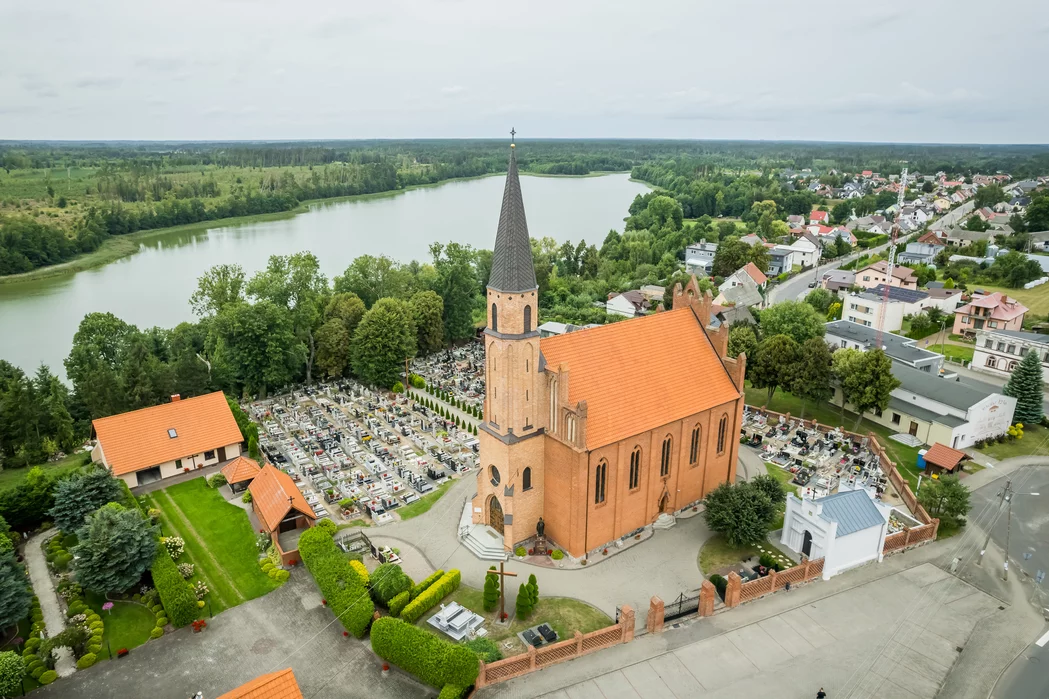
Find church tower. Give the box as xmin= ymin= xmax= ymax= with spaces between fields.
xmin=472 ymin=140 xmax=546 ymax=551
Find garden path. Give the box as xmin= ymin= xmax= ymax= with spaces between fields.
xmin=24 ymin=531 xmax=76 ymax=678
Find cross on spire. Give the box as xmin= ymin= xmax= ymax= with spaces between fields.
xmin=510 ymin=127 xmax=516 ymax=144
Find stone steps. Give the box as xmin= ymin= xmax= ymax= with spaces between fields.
xmin=461 ymin=524 xmax=508 ymax=561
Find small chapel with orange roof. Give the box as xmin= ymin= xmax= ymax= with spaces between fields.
xmin=471 ymin=141 xmax=747 ymax=559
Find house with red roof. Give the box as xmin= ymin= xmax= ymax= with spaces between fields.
xmin=809 ymin=210 xmax=829 ymax=224
xmin=953 ymin=292 xmax=1028 ymax=337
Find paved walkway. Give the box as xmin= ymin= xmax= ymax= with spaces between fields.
xmin=34 ymin=569 xmax=430 ymax=699
xmin=130 ymin=462 xmax=226 ymax=494
xmin=24 ymin=532 xmax=76 ymax=678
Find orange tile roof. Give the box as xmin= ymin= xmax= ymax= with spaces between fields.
xmin=540 ymin=306 xmax=740 ymax=450
xmin=92 ymin=392 xmax=243 ymax=476
xmin=923 ymin=443 xmax=967 ymax=472
xmin=217 ymin=668 xmax=303 ymax=699
xmin=221 ymin=456 xmax=262 ymax=485
xmin=249 ymin=465 xmax=316 ymax=533
xmin=740 ymin=261 xmax=768 ymax=286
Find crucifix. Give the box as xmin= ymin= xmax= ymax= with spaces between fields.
xmin=510 ymin=127 xmax=516 ymax=144
xmin=494 ymin=560 xmax=517 ymax=621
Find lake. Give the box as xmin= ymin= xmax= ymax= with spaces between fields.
xmin=0 ymin=173 xmax=649 ymax=378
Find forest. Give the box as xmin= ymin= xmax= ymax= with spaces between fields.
xmin=4 ymin=139 xmax=1049 ymax=276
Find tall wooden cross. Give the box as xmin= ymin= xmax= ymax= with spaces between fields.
xmin=494 ymin=560 xmax=517 ymax=621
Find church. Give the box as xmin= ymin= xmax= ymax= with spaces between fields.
xmin=472 ymin=143 xmax=747 ymax=560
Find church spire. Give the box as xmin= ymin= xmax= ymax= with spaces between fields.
xmin=488 ymin=137 xmax=537 ymax=293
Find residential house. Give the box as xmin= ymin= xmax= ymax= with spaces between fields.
xmin=249 ymin=464 xmax=317 ymax=565
xmin=824 ymin=320 xmax=944 ymax=373
xmin=710 ymin=303 xmax=756 ymax=327
xmin=932 ymin=198 xmax=952 ymax=213
xmin=218 ymin=668 xmax=303 ymax=699
xmin=781 ymin=483 xmax=891 ymax=580
xmin=973 ymin=329 xmax=1049 ymax=382
xmin=606 ymin=290 xmax=650 ymax=318
xmin=739 ymin=233 xmax=765 ymax=246
xmin=832 ymin=362 xmax=1016 ymax=449
xmin=924 ymin=287 xmax=964 ymax=314
xmin=952 ymin=292 xmax=1028 ymax=337
xmin=898 ymin=206 xmax=931 ymax=226
xmin=787 ymin=214 xmax=806 ymax=228
xmin=723 ymin=261 xmax=769 ymax=289
xmin=855 ymin=260 xmax=918 ymax=290
xmin=714 ymin=277 xmax=763 ymax=309
xmin=809 ymin=210 xmax=829 ymax=225
xmin=842 ymin=285 xmax=930 ymax=333
xmin=943 ymin=227 xmax=993 ymax=248
xmin=847 ymin=215 xmax=887 ymax=233
xmin=821 ymin=269 xmax=856 ymax=294
xmin=786 ymin=232 xmax=822 ymax=268
xmin=91 ymin=391 xmax=243 ymax=488
xmin=917 ymin=230 xmax=946 ymax=245
xmin=639 ymin=285 xmax=665 ymax=304
xmin=1027 ymin=230 xmax=1049 ymax=252
xmin=537 ymin=321 xmax=600 ymax=338
xmin=684 ymin=240 xmax=718 ymax=275
xmin=896 ymin=242 xmax=940 ymax=267
xmin=767 ymin=246 xmax=796 ymax=276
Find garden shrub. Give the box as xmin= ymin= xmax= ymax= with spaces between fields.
xmin=242 ymin=491 xmax=252 ymax=503
xmin=261 ymin=561 xmax=274 ymax=573
xmin=26 ymin=660 xmax=43 ymax=675
xmin=76 ymin=653 xmax=97 ymax=669
xmin=151 ymin=604 xmax=163 ymax=614
xmin=86 ymin=642 xmax=102 ymax=656
xmin=371 ymin=564 xmax=413 ymax=606
xmin=409 ymin=569 xmax=444 ymax=600
xmin=89 ymin=621 xmax=103 ymax=633
xmin=207 ymin=473 xmax=227 ymax=489
xmin=30 ymin=664 xmax=45 ymax=680
xmin=371 ymin=617 xmax=479 ymax=690
xmin=156 ymin=616 xmax=168 ymax=626
xmin=151 ymin=547 xmax=198 ymax=627
xmin=388 ymin=590 xmax=410 ymax=617
xmin=297 ymin=528 xmax=374 ymax=639
xmin=709 ymin=574 xmax=727 ymax=600
xmin=348 ymin=559 xmax=369 ymax=586
xmin=400 ymin=570 xmax=461 ymax=623
xmin=551 ymin=550 xmax=564 ymax=560
xmin=514 ymin=546 xmax=526 ymax=557
xmin=437 ymin=686 xmax=467 ymax=699
xmin=465 ymin=637 xmax=502 ymax=663
xmin=270 ymin=569 xmax=290 ymax=583
xmin=67 ymin=601 xmax=87 ymax=617
xmin=315 ymin=519 xmax=337 ymax=536
xmin=150 ymin=627 xmax=164 ymax=639
xmin=38 ymin=670 xmax=57 ymax=685
xmin=23 ymin=638 xmax=39 ymax=654
xmin=86 ymin=613 xmax=101 ymax=624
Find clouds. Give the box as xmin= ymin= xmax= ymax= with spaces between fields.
xmin=0 ymin=0 xmax=1046 ymax=142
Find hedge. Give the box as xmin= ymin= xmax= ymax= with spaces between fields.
xmin=371 ymin=617 xmax=478 ymax=690
xmin=400 ymin=570 xmax=460 ymax=623
xmin=438 ymin=686 xmax=468 ymax=699
xmin=298 ymin=528 xmax=374 ymax=638
xmin=150 ymin=627 xmax=164 ymax=639
xmin=349 ymin=559 xmax=369 ymax=586
xmin=151 ymin=547 xmax=198 ymax=627
xmin=409 ymin=569 xmax=444 ymax=601
xmin=371 ymin=564 xmax=413 ymax=606
xmin=38 ymin=670 xmax=57 ymax=685
xmin=76 ymin=653 xmax=97 ymax=669
xmin=388 ymin=591 xmax=410 ymax=618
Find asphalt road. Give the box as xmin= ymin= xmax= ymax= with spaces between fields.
xmin=975 ymin=466 xmax=1049 ymax=698
xmin=767 ymin=243 xmax=889 ymax=305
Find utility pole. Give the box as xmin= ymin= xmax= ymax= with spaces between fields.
xmin=1004 ymin=482 xmax=1014 ymax=581
xmin=978 ymin=478 xmax=1009 ymax=567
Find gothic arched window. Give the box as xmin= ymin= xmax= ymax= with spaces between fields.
xmin=629 ymin=447 xmax=641 ymax=490
xmin=524 ymin=305 xmax=532 ymax=333
xmin=491 ymin=303 xmax=498 ymax=332
xmin=660 ymin=436 xmax=672 ymax=477
xmin=522 ymin=467 xmax=532 ymax=491
xmin=717 ymin=414 xmax=728 ymax=454
xmin=595 ymin=460 xmax=607 ymax=504
xmin=689 ymin=425 xmax=701 ymax=465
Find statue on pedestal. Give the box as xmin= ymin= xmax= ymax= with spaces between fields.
xmin=536 ymin=517 xmax=545 ymax=539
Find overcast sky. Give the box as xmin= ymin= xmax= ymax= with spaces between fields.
xmin=2 ymin=0 xmax=1047 ymax=143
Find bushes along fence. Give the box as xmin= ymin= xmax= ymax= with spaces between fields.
xmin=298 ymin=528 xmax=374 ymax=638
xmin=370 ymin=616 xmax=479 ymax=693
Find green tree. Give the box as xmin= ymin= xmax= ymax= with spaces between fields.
xmin=333 ymin=255 xmax=415 ymax=308
xmin=314 ymin=320 xmax=351 ymax=379
xmin=792 ymin=338 xmax=834 ymax=418
xmin=727 ymin=324 xmax=759 ymax=361
xmin=370 ymin=563 xmax=414 ymax=606
xmin=0 ymin=553 xmax=30 ymax=631
xmin=48 ymin=465 xmax=122 ymax=534
xmin=837 ymin=348 xmax=900 ymax=430
xmin=324 ymin=292 xmax=366 ymax=338
xmin=758 ymin=300 xmax=825 ymax=344
xmin=1003 ymin=349 xmax=1045 ymax=424
xmin=430 ymin=242 xmax=478 ymax=342
xmin=917 ymin=475 xmax=971 ymax=527
xmin=703 ymin=482 xmax=776 ymax=547
xmin=526 ymin=573 xmax=539 ymax=608
xmin=72 ymin=503 xmax=158 ymax=594
xmin=750 ymin=335 xmax=799 ymax=406
xmin=804 ymin=288 xmax=834 ymax=314
xmin=410 ymin=290 xmax=445 ymax=355
xmin=751 ymin=200 xmax=779 ymax=238
xmin=830 ymin=201 xmax=852 ymax=225
xmin=351 ymin=298 xmax=416 ymax=388
xmin=750 ymin=473 xmax=786 ymax=512
xmin=189 ymin=264 xmax=246 ymax=317
xmin=963 ymin=214 xmax=990 ymax=232
xmin=0 ymin=650 xmax=24 ymax=697
xmin=64 ymin=312 xmax=137 ymax=403
xmin=974 ymin=184 xmax=1007 ymax=209
xmin=210 ymin=300 xmax=304 ymax=397
xmin=711 ymin=238 xmax=753 ymax=277
xmin=515 ymin=582 xmax=532 ymax=619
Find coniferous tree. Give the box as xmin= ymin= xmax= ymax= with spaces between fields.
xmin=48 ymin=465 xmax=122 ymax=533
xmin=526 ymin=573 xmax=539 ymax=608
xmin=515 ymin=582 xmax=532 ymax=619
xmin=482 ymin=567 xmax=499 ymax=612
xmin=72 ymin=503 xmax=158 ymax=594
xmin=0 ymin=552 xmax=31 ymax=630
xmin=1003 ymin=350 xmax=1044 ymax=424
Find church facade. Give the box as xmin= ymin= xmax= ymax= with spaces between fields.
xmin=472 ymin=144 xmax=746 ymax=559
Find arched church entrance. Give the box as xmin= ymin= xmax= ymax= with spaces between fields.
xmin=658 ymin=491 xmax=670 ymax=513
xmin=489 ymin=496 xmax=504 ymax=534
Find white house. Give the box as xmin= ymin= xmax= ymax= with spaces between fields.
xmin=786 ymin=232 xmax=822 ymax=268
xmin=781 ymin=483 xmax=891 ymax=580
xmin=973 ymin=329 xmax=1049 ymax=383
xmin=842 ymin=285 xmax=930 ymax=332
xmin=605 ymin=290 xmax=650 ymax=318
xmin=684 ymin=240 xmax=718 ymax=275
xmin=767 ymin=246 xmax=796 ymax=276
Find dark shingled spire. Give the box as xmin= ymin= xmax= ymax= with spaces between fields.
xmin=488 ymin=145 xmax=537 ymax=293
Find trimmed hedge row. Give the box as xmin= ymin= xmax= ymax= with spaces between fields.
xmin=152 ymin=547 xmax=198 ymax=627
xmin=400 ymin=569 xmax=460 ymax=623
xmin=298 ymin=528 xmax=374 ymax=638
xmin=410 ymin=569 xmax=444 ymax=600
xmin=349 ymin=559 xmax=369 ymax=586
xmin=371 ymin=617 xmax=478 ymax=691
xmin=388 ymin=590 xmax=410 ymax=617
xmin=437 ymin=685 xmax=468 ymax=699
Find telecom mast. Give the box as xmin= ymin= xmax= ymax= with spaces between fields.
xmin=875 ymin=167 xmax=907 ymax=347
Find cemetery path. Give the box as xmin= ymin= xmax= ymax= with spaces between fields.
xmin=24 ymin=531 xmax=77 ymax=678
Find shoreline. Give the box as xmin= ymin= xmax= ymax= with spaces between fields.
xmin=0 ymin=171 xmax=636 ymax=286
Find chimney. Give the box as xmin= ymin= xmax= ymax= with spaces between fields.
xmin=171 ymin=394 xmax=181 ymax=403
xmin=608 ymin=292 xmax=615 ymax=301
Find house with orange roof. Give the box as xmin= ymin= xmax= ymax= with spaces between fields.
xmin=249 ymin=464 xmax=317 ymax=564
xmin=217 ymin=668 xmax=303 ymax=699
xmin=467 ymin=144 xmax=746 ymax=559
xmin=91 ymin=392 xmax=244 ymax=488
xmin=220 ymin=455 xmax=262 ymax=494
xmin=953 ymin=291 xmax=1028 ymax=337
xmin=855 ymin=260 xmax=918 ymax=290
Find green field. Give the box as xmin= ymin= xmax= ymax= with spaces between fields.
xmin=977 ymin=423 xmax=1049 ymax=460
xmin=0 ymin=451 xmax=90 ymax=491
xmin=966 ymin=283 xmax=1049 ymax=316
xmin=145 ymin=477 xmax=279 ymax=613
xmin=928 ymin=343 xmax=975 ymax=364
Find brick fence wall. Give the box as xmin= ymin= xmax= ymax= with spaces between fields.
xmin=474 ymin=604 xmax=635 ymax=688
xmin=750 ymin=407 xmax=939 ymax=554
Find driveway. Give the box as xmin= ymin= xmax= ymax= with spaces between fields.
xmin=34 ymin=570 xmax=431 ymax=699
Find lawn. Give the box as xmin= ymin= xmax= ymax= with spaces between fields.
xmin=397 ymin=479 xmax=456 ymax=521
xmin=146 ymin=477 xmax=279 ymax=613
xmin=437 ymin=584 xmax=612 ymax=656
xmin=927 ymin=343 xmax=975 ymax=364
xmin=0 ymin=451 xmax=90 ymax=491
xmin=745 ymin=383 xmax=923 ymax=491
xmin=970 ymin=283 xmax=1049 ymax=315
xmin=86 ymin=592 xmax=155 ymax=658
xmin=698 ymin=534 xmax=796 ymax=576
xmin=977 ymin=423 xmax=1049 ymax=460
